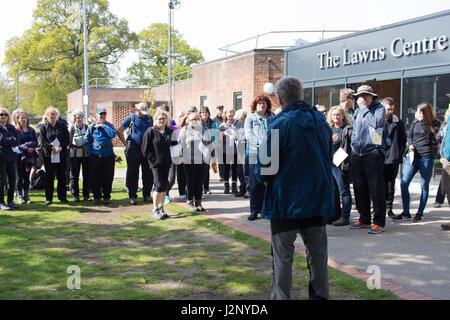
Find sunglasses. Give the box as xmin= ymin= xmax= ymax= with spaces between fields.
xmin=0 ymin=113 xmax=9 ymax=117
xmin=99 ymin=112 xmax=107 ymax=115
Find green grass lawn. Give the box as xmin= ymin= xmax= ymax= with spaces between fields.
xmin=0 ymin=184 xmax=399 ymax=300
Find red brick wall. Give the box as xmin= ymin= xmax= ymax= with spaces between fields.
xmin=152 ymin=50 xmax=285 ymax=118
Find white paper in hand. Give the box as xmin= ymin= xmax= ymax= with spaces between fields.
xmin=51 ymin=138 xmax=61 ymax=163
xmin=409 ymin=150 xmax=414 ymax=165
xmin=333 ymin=147 xmax=349 ymax=167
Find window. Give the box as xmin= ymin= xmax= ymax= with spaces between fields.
xmin=303 ymin=88 xmax=313 ymax=105
xmin=436 ymin=74 xmax=450 ymax=122
xmin=200 ymin=96 xmax=207 ymax=107
xmin=233 ymin=92 xmax=242 ymax=110
xmin=313 ymin=85 xmax=343 ymax=108
xmin=402 ymin=76 xmax=435 ymax=129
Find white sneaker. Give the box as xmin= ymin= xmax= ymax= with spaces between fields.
xmin=159 ymin=206 xmax=169 ymax=219
xmin=153 ymin=207 xmax=163 ymax=220
xmin=0 ymin=203 xmax=10 ymax=210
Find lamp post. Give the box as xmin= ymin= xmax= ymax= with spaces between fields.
xmin=83 ymin=0 xmax=90 ymax=119
xmin=167 ymin=0 xmax=181 ymax=118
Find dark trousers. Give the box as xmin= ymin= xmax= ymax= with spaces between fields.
xmin=435 ymin=174 xmax=446 ymax=204
xmin=166 ymin=163 xmax=177 ymax=196
xmin=16 ymin=158 xmax=31 ymax=197
xmin=0 ymin=161 xmax=16 ymax=204
xmin=237 ymin=156 xmax=250 ymax=193
xmin=218 ymin=163 xmax=225 ymax=180
xmin=70 ymin=156 xmax=90 ymax=199
xmin=249 ymin=164 xmax=265 ymax=214
xmin=223 ymin=152 xmax=238 ymax=182
xmin=203 ymin=165 xmax=210 ymax=191
xmin=126 ymin=145 xmax=153 ymax=199
xmin=177 ymin=164 xmax=187 ymax=196
xmin=44 ymin=156 xmax=67 ymax=202
xmin=89 ymin=155 xmax=115 ymax=200
xmin=351 ymin=151 xmax=386 ymax=227
xmin=384 ymin=163 xmax=399 ymax=210
xmin=152 ymin=165 xmax=171 ymax=193
xmin=271 ymin=225 xmax=329 ymax=300
xmin=184 ymin=164 xmax=207 ymax=201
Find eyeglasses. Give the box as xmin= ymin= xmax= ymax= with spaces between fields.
xmin=99 ymin=112 xmax=107 ymax=115
xmin=0 ymin=114 xmax=8 ymax=117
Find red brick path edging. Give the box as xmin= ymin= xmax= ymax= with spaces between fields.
xmin=176 ymin=202 xmax=433 ymax=300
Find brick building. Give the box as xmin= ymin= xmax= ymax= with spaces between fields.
xmin=67 ymin=49 xmax=285 ymax=146
xmin=152 ymin=49 xmax=285 ymax=117
xmin=67 ymin=88 xmax=166 ymax=146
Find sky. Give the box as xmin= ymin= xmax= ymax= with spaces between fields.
xmin=1 ymin=0 xmax=449 ymax=79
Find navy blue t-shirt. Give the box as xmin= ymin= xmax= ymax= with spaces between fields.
xmin=121 ymin=113 xmax=153 ymax=146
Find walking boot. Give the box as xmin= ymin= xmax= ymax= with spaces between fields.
xmin=231 ymin=182 xmax=238 ymax=194
xmin=224 ymin=182 xmax=230 ymax=194
xmin=195 ymin=201 xmax=205 ymax=212
xmin=187 ymin=200 xmax=197 ymax=212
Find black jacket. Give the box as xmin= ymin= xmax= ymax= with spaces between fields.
xmin=384 ymin=115 xmax=407 ymax=164
xmin=408 ymin=119 xmax=441 ymax=159
xmin=0 ymin=124 xmax=19 ymax=162
xmin=39 ymin=121 xmax=70 ymax=158
xmin=141 ymin=126 xmax=176 ymax=168
xmin=332 ymin=123 xmax=352 ymax=170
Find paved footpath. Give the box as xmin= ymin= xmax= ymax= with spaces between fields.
xmin=115 ymin=168 xmax=450 ymax=300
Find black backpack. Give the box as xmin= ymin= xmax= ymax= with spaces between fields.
xmin=31 ymin=169 xmax=46 ymax=190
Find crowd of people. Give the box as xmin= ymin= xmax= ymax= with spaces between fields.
xmin=1 ymin=75 xmax=450 ymax=300
xmin=0 ymin=84 xmax=448 ymax=231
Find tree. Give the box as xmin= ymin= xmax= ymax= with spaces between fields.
xmin=2 ymin=0 xmax=136 ymax=115
xmin=127 ymin=23 xmax=204 ymax=86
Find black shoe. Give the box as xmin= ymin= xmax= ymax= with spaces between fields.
xmin=243 ymin=191 xmax=250 ymax=199
xmin=45 ymin=200 xmax=52 ymax=205
xmin=248 ymin=212 xmax=258 ymax=221
xmin=234 ymin=191 xmax=245 ymax=197
xmin=73 ymin=196 xmax=80 ymax=202
xmin=224 ymin=183 xmax=230 ymax=194
xmin=387 ymin=209 xmax=395 ymax=218
xmin=130 ymin=198 xmax=137 ymax=205
xmin=333 ymin=217 xmax=350 ymax=226
xmin=393 ymin=212 xmax=411 ymax=221
xmin=60 ymin=199 xmax=69 ymax=204
xmin=441 ymin=223 xmax=450 ymax=230
xmin=231 ymin=182 xmax=238 ymax=194
xmin=143 ymin=196 xmax=153 ymax=203
xmin=413 ymin=213 xmax=423 ymax=223
xmin=103 ymin=198 xmax=110 ymax=205
xmin=93 ymin=198 xmax=101 ymax=204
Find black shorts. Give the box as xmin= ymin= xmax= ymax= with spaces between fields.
xmin=152 ymin=165 xmax=171 ymax=193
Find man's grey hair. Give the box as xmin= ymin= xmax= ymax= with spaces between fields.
xmin=71 ymin=109 xmax=85 ymax=124
xmin=275 ymin=76 xmax=304 ymax=106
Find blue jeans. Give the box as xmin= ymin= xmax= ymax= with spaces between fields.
xmin=400 ymin=156 xmax=434 ymax=214
xmin=331 ymin=166 xmax=352 ymax=219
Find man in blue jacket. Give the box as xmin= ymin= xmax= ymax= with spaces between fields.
xmin=350 ymin=85 xmax=386 ymax=234
xmin=86 ymin=108 xmax=117 ymax=204
xmin=255 ymin=76 xmax=334 ymax=300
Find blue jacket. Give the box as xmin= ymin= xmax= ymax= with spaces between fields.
xmin=255 ymin=101 xmax=334 ymax=220
xmin=444 ymin=116 xmax=450 ymax=161
xmin=87 ymin=122 xmax=117 ymax=157
xmin=351 ymin=100 xmax=386 ymax=156
xmin=244 ymin=112 xmax=274 ymax=157
xmin=0 ymin=124 xmax=19 ymax=162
